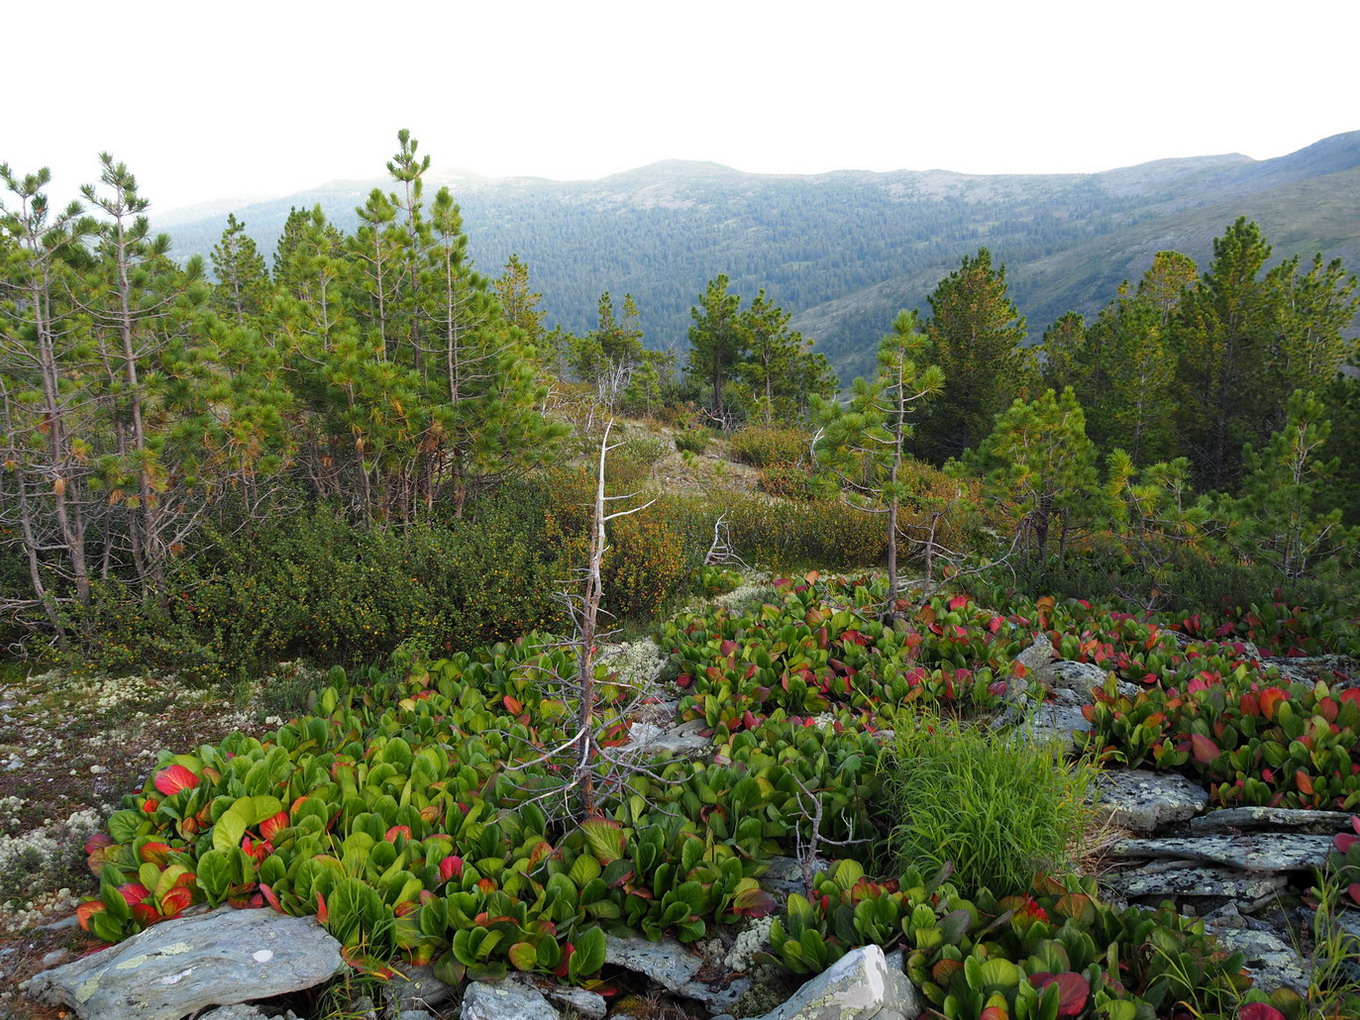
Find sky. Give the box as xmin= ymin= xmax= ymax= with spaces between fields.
xmin=6 ymin=0 xmax=1359 ymax=213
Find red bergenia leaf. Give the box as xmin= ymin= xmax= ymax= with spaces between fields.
xmin=1029 ymin=972 xmax=1090 ymax=1017
xmin=1190 ymin=733 xmax=1220 ymax=765
xmin=153 ymin=764 xmax=199 ymax=796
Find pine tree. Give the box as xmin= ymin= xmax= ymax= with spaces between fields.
xmin=210 ymin=213 xmax=269 ymax=324
xmin=1217 ymin=390 xmax=1355 ymax=581
xmin=918 ymin=248 xmax=1033 ymax=462
xmin=963 ymin=388 xmax=1099 ymax=559
xmin=687 ymin=275 xmax=745 ymax=427
xmin=814 ymin=311 xmax=944 ymax=598
xmin=1171 ymin=218 xmax=1275 ymax=490
xmin=739 ymin=289 xmax=837 ymax=423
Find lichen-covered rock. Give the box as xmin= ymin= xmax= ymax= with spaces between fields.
xmin=460 ymin=979 xmax=559 ymax=1020
xmin=604 ymin=934 xmax=703 ymax=991
xmin=1111 ymin=834 xmax=1332 ymax=872
xmin=1203 ymin=903 xmax=1310 ymax=994
xmin=1189 ymin=807 xmax=1354 ymax=834
xmin=27 ymin=906 xmax=343 ymax=1020
xmin=1101 ymin=863 xmax=1287 ymax=901
xmin=504 ymin=975 xmax=606 ymax=1019
xmin=750 ymin=944 xmax=920 ymax=1020
xmin=1014 ymin=703 xmax=1092 ymax=752
xmin=387 ymin=961 xmax=455 ymax=1010
xmin=1094 ymin=770 xmax=1209 ymax=833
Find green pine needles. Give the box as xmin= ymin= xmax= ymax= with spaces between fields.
xmin=880 ymin=717 xmax=1096 ymax=898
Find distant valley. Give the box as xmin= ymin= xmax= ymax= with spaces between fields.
xmin=162 ymin=132 xmax=1360 ymax=381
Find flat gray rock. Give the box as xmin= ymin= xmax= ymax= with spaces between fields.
xmin=461 ymin=980 xmax=560 ymax=1020
xmin=677 ymin=975 xmax=752 ymax=1013
xmin=1189 ymin=807 xmax=1355 ymax=834
xmin=760 ymin=856 xmax=828 ymax=898
xmin=1111 ymin=834 xmax=1331 ymax=872
xmin=1094 ymin=770 xmax=1209 ymax=833
xmin=1203 ymin=904 xmax=1310 ymax=994
xmin=750 ymin=944 xmax=920 ymax=1020
xmin=626 ymin=721 xmax=711 ymax=757
xmin=605 ymin=934 xmax=703 ymax=992
xmin=505 ymin=975 xmax=606 ymax=1019
xmin=1013 ymin=703 xmax=1092 ymax=752
xmin=1102 ymin=863 xmax=1287 ymax=901
xmin=194 ymin=1008 xmax=271 ymax=1020
xmin=387 ymin=962 xmax=455 ymax=1010
xmin=28 ymin=906 xmax=343 ymax=1020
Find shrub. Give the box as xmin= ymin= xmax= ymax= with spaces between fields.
xmin=880 ymin=717 xmax=1095 ymax=896
xmin=674 ymin=429 xmax=710 ymax=455
xmin=543 ymin=471 xmax=694 ymax=621
xmin=728 ymin=426 xmax=811 ymax=468
xmin=757 ymin=462 xmax=816 ymax=501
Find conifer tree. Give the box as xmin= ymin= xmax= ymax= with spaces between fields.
xmin=963 ymin=388 xmax=1099 ymax=559
xmin=687 ymin=275 xmax=745 ymax=426
xmin=814 ymin=311 xmax=944 ymax=599
xmin=210 ymin=213 xmax=269 ymax=324
xmin=1217 ymin=390 xmax=1355 ymax=582
xmin=739 ymin=289 xmax=837 ymax=423
xmin=917 ymin=248 xmax=1033 ymax=462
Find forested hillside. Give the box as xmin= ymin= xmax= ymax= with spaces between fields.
xmin=5 ymin=130 xmax=1360 ymax=1020
xmin=160 ymin=132 xmax=1360 ymax=378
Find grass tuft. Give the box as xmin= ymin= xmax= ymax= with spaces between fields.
xmin=880 ymin=717 xmax=1095 ymax=897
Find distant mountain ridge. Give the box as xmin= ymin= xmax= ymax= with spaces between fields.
xmin=160 ymin=132 xmax=1360 ymax=381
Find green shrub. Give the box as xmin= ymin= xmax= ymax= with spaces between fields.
xmin=880 ymin=717 xmax=1095 ymax=896
xmin=728 ymin=426 xmax=811 ymax=467
xmin=757 ymin=462 xmax=816 ymax=501
xmin=674 ymin=429 xmax=710 ymax=455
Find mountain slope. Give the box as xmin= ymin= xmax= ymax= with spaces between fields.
xmin=160 ymin=133 xmax=1360 ymax=381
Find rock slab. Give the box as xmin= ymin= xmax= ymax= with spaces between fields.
xmin=28 ymin=906 xmax=343 ymax=1020
xmin=1111 ymin=834 xmax=1332 ymax=872
xmin=751 ymin=944 xmax=920 ymax=1020
xmin=604 ymin=934 xmax=703 ymax=991
xmin=461 ymin=980 xmax=560 ymax=1020
xmin=1094 ymin=770 xmax=1209 ymax=833
xmin=1189 ymin=807 xmax=1355 ymax=835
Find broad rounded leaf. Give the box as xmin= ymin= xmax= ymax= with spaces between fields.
xmin=153 ymin=764 xmax=200 ymax=796
xmin=1237 ymin=1005 xmax=1286 ymax=1020
xmin=1029 ymin=972 xmax=1090 ymax=1017
xmin=508 ymin=941 xmax=537 ymax=972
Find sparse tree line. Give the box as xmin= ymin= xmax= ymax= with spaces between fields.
xmin=813 ymin=220 xmax=1359 ymax=607
xmin=2 ymin=127 xmax=1357 ymax=660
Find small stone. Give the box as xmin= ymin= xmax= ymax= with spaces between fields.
xmin=750 ymin=944 xmax=920 ymax=1020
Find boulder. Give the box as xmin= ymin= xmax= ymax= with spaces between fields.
xmin=626 ymin=720 xmax=711 ymax=757
xmin=1093 ymin=770 xmax=1209 ymax=833
xmin=750 ymin=944 xmax=920 ymax=1020
xmin=1013 ymin=703 xmax=1092 ymax=752
xmin=504 ymin=975 xmax=606 ymax=1019
xmin=460 ymin=979 xmax=559 ymax=1020
xmin=27 ymin=905 xmax=343 ymax=1020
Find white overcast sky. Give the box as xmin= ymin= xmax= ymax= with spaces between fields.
xmin=6 ymin=0 xmax=1358 ymax=213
